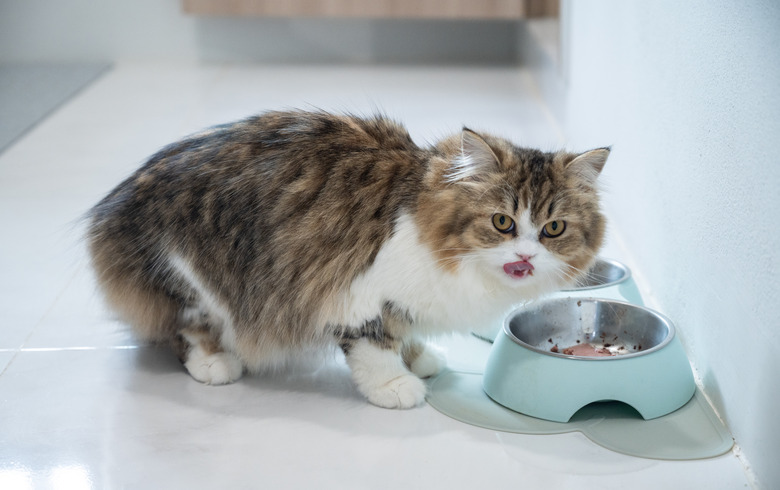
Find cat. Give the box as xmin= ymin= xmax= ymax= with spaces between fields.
xmin=87 ymin=110 xmax=609 ymax=409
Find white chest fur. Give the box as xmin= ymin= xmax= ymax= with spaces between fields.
xmin=322 ymin=214 xmax=521 ymax=336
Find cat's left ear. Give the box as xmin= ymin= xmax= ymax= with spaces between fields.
xmin=446 ymin=128 xmax=500 ymax=183
xmin=565 ymin=147 xmax=610 ymax=185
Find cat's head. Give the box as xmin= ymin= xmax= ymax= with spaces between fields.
xmin=420 ymin=129 xmax=609 ymax=299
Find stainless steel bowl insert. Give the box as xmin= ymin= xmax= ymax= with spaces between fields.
xmin=506 ymin=298 xmax=674 ymax=360
xmin=564 ymin=258 xmax=631 ymax=291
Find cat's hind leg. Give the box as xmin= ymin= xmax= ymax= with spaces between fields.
xmin=165 ymin=255 xmax=244 ymax=385
xmin=175 ymin=318 xmax=244 ymax=385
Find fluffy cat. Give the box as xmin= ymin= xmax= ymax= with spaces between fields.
xmin=87 ymin=111 xmax=608 ymax=408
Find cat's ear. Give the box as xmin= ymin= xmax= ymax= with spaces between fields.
xmin=565 ymin=147 xmax=610 ymax=185
xmin=446 ymin=128 xmax=500 ymax=183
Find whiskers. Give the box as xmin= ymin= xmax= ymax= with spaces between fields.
xmin=429 ymin=247 xmax=480 ymax=272
xmin=549 ymin=263 xmax=590 ymax=289
xmin=553 ymin=260 xmax=620 ymax=290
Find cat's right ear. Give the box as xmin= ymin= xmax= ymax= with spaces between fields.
xmin=445 ymin=129 xmax=500 ymax=183
xmin=565 ymin=147 xmax=610 ymax=186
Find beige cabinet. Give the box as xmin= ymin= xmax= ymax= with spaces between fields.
xmin=181 ymin=0 xmax=559 ymax=19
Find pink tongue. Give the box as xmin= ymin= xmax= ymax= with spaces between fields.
xmin=503 ymin=261 xmax=535 ymax=278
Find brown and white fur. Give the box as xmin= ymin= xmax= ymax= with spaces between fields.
xmin=87 ymin=111 xmax=608 ymax=408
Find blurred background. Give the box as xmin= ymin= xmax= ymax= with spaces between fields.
xmin=1 ymin=1 xmax=778 ymax=488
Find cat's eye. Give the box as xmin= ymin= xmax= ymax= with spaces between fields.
xmin=542 ymin=220 xmax=566 ymax=238
xmin=492 ymin=214 xmax=515 ymax=233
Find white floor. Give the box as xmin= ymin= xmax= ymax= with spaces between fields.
xmin=0 ymin=63 xmax=751 ymax=489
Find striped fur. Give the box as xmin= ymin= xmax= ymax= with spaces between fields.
xmin=87 ymin=110 xmax=608 ymax=408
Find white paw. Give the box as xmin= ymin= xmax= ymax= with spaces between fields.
xmin=364 ymin=374 xmax=427 ymax=409
xmin=184 ymin=349 xmax=243 ymax=385
xmin=409 ymin=345 xmax=446 ymax=378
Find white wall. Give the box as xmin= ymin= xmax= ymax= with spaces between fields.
xmin=561 ymin=1 xmax=780 ymax=487
xmin=0 ymin=0 xmax=518 ymax=64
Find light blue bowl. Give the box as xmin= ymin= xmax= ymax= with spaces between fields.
xmin=483 ymin=298 xmax=696 ymax=423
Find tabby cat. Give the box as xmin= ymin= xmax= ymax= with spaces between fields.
xmin=87 ymin=111 xmax=608 ymax=408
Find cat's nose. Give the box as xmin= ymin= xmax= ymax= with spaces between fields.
xmin=516 ymin=254 xmax=535 ymax=262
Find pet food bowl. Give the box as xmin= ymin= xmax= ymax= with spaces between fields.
xmin=558 ymin=258 xmax=643 ymax=305
xmin=483 ymin=297 xmax=696 ymax=423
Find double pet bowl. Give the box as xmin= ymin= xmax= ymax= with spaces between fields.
xmin=482 ymin=259 xmax=696 ymax=423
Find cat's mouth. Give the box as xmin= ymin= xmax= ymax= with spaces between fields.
xmin=503 ymin=261 xmax=535 ymax=279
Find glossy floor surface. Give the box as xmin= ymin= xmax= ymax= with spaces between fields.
xmin=0 ymin=63 xmax=751 ymax=489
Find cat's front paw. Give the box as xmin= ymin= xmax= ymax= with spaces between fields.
xmin=184 ymin=351 xmax=243 ymax=385
xmin=408 ymin=345 xmax=446 ymax=378
xmin=364 ymin=374 xmax=427 ymax=409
